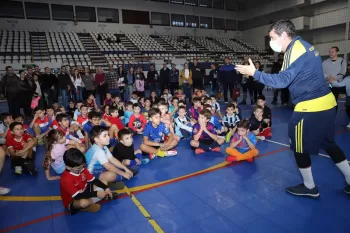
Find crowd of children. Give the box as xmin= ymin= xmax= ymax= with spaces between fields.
xmin=0 ymin=86 xmax=274 ymax=214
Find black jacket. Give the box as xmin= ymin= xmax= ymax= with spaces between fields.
xmin=271 ymin=61 xmax=283 ymax=74
xmin=0 ymin=74 xmax=20 ymax=99
xmin=169 ymin=69 xmax=179 ymax=83
xmin=58 ymin=72 xmax=74 ymax=89
xmin=39 ymin=73 xmax=58 ymax=90
xmin=159 ymin=68 xmax=170 ymax=84
xmin=191 ymin=65 xmax=205 ymax=82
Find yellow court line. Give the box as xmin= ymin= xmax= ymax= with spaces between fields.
xmin=0 ymin=161 xmax=229 ymax=202
xmin=124 ymin=186 xmax=165 ymax=233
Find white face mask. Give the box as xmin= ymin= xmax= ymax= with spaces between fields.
xmin=270 ymin=39 xmax=282 ymax=53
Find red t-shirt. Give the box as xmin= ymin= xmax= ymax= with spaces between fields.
xmin=102 ymin=113 xmax=109 ymax=120
xmin=104 ymin=98 xmax=113 ymax=106
xmin=57 ymin=125 xmax=69 ymax=138
xmin=128 ymin=114 xmax=147 ymax=131
xmin=60 ymin=168 xmax=95 ymax=208
xmin=50 ymin=120 xmax=59 ymax=129
xmin=86 ymin=100 xmax=95 ymax=109
xmin=107 ymin=116 xmax=125 ymax=130
xmin=77 ymin=115 xmax=88 ymax=126
xmin=35 ymin=116 xmax=50 ymax=132
xmin=6 ymin=124 xmax=29 ymax=142
xmin=6 ymin=134 xmax=32 ymax=151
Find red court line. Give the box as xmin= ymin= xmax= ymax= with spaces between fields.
xmin=0 ymin=147 xmax=289 ymax=233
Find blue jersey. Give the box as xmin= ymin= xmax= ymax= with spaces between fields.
xmin=143 ymin=122 xmax=170 ymax=143
xmin=210 ymin=116 xmax=222 ymax=130
xmin=253 ymin=36 xmax=336 ymax=112
xmin=124 ymin=111 xmax=133 ymax=125
xmin=83 ymin=121 xmax=107 ymax=135
xmin=85 ymin=144 xmax=112 ymax=173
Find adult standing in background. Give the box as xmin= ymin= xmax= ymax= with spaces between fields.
xmin=117 ymin=65 xmax=126 ymax=100
xmin=209 ymin=63 xmax=220 ymax=95
xmin=271 ymin=53 xmax=286 ymax=105
xmin=236 ymin=19 xmax=350 ymax=197
xmin=82 ymin=67 xmax=95 ymax=100
xmin=191 ymin=58 xmax=205 ymax=90
xmin=18 ymin=70 xmax=33 ymax=118
xmin=25 ymin=66 xmax=33 ymax=81
xmin=58 ymin=66 xmax=74 ymax=107
xmin=323 ymin=46 xmax=347 ymax=111
xmin=252 ymin=61 xmax=265 ymax=103
xmin=169 ymin=63 xmax=179 ymax=95
xmin=180 ymin=62 xmax=192 ymax=103
xmin=220 ymin=57 xmax=240 ymax=103
xmin=0 ymin=66 xmax=20 ymax=115
xmin=124 ymin=66 xmax=135 ymax=101
xmin=95 ymin=66 xmax=107 ymax=106
xmin=39 ymin=67 xmax=58 ymax=107
xmin=159 ymin=63 xmax=170 ymax=94
xmin=147 ymin=64 xmax=159 ymax=94
xmin=105 ymin=64 xmax=119 ymax=97
xmin=239 ymin=60 xmax=254 ymax=105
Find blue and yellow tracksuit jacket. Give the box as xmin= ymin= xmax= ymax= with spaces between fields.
xmin=253 ymin=36 xmax=337 ymax=112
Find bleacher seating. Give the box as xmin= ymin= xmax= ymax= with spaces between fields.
xmin=190 ymin=36 xmax=226 ymax=52
xmin=45 ymin=32 xmax=91 ymax=66
xmin=160 ymin=35 xmax=199 ymax=52
xmin=0 ymin=30 xmax=32 ymax=64
xmin=91 ymin=32 xmax=128 ymax=53
xmin=215 ymin=38 xmax=250 ymax=53
xmin=126 ymin=34 xmax=165 ymax=52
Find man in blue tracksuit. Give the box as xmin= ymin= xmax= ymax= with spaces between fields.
xmin=220 ymin=57 xmax=240 ymax=103
xmin=236 ymin=19 xmax=350 ymax=198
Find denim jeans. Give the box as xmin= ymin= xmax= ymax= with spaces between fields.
xmin=109 ymin=88 xmax=120 ymax=97
xmin=124 ymin=85 xmax=134 ymax=101
xmin=76 ymin=86 xmax=83 ymax=101
xmin=61 ymin=89 xmax=67 ymax=107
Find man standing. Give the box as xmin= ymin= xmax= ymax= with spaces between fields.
xmin=95 ymin=66 xmax=107 ymax=106
xmin=236 ymin=19 xmax=350 ymax=197
xmin=220 ymin=57 xmax=240 ymax=103
xmin=58 ymin=66 xmax=74 ymax=107
xmin=147 ymin=64 xmax=159 ymax=94
xmin=105 ymin=64 xmax=119 ymax=97
xmin=169 ymin=63 xmax=179 ymax=95
xmin=0 ymin=66 xmax=20 ymax=115
xmin=39 ymin=67 xmax=58 ymax=107
xmin=159 ymin=63 xmax=170 ymax=94
xmin=191 ymin=58 xmax=205 ymax=90
xmin=323 ymin=46 xmax=347 ymax=110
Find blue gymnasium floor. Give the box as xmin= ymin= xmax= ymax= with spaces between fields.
xmin=0 ymin=94 xmax=350 ymax=233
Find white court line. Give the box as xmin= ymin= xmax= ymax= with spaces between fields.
xmin=264 ymin=139 xmax=350 ymax=163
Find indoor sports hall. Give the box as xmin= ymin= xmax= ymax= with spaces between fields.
xmin=0 ymin=0 xmax=350 ymax=233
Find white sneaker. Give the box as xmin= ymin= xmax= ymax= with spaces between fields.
xmin=257 ymin=136 xmax=265 ymax=141
xmin=0 ymin=187 xmax=10 ymax=196
xmin=347 ymin=123 xmax=350 ymax=128
xmin=15 ymin=166 xmax=22 ymax=175
xmin=166 ymin=150 xmax=177 ymax=156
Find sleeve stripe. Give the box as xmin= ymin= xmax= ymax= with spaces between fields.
xmin=71 ymin=190 xmax=80 ymax=198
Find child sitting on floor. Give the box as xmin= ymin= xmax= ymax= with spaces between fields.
xmin=86 ymin=93 xmax=99 ymax=112
xmin=60 ymin=148 xmax=116 ymax=215
xmin=190 ymin=97 xmax=202 ymax=121
xmin=44 ymin=129 xmax=85 ymax=180
xmin=0 ymin=113 xmax=13 ymax=145
xmin=76 ymin=105 xmax=89 ymax=127
xmin=112 ymin=128 xmax=150 ymax=166
xmin=128 ymin=103 xmax=147 ymax=135
xmin=225 ymin=119 xmax=259 ymax=163
xmin=85 ymin=126 xmax=134 ymax=186
xmin=124 ymin=101 xmax=134 ymax=126
xmin=6 ymin=122 xmax=38 ymax=175
xmin=104 ymin=93 xmax=113 ymax=106
xmin=255 ymin=95 xmax=272 ymax=127
xmin=30 ymin=107 xmax=51 ymax=145
xmin=249 ymin=105 xmax=271 ymax=140
xmin=222 ymin=104 xmax=241 ymax=143
xmin=174 ymin=106 xmax=192 ymax=140
xmin=142 ymin=98 xmax=152 ymax=120
xmin=107 ymin=107 xmax=125 ymax=131
xmin=140 ymin=108 xmax=178 ymax=159
xmin=190 ymin=109 xmax=224 ymax=155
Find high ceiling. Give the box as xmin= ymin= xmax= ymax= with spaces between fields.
xmin=235 ymin=0 xmax=276 ymax=10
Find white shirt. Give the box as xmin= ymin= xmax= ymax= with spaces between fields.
xmin=85 ymin=144 xmax=112 ymax=173
xmin=185 ymin=69 xmax=190 ymax=78
xmin=75 ymin=78 xmax=82 ymax=87
xmin=35 ymin=81 xmax=42 ymax=96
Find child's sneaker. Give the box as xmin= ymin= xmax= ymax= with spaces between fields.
xmin=256 ymin=136 xmax=265 ymax=141
xmin=149 ymin=154 xmax=157 ymax=160
xmin=347 ymin=123 xmax=350 ymax=128
xmin=81 ymin=204 xmax=101 ymax=213
xmin=105 ymin=192 xmax=119 ymax=200
xmin=108 ymin=181 xmax=125 ymax=190
xmin=247 ymin=157 xmax=255 ymax=163
xmin=225 ymin=130 xmax=233 ymax=143
xmin=0 ymin=187 xmax=10 ymax=196
xmin=141 ymin=158 xmax=150 ymax=164
xmin=166 ymin=150 xmax=177 ymax=156
xmin=15 ymin=166 xmax=22 ymax=175
xmin=195 ymin=148 xmax=205 ymax=155
xmin=211 ymin=147 xmax=221 ymax=152
xmin=26 ymin=161 xmax=37 ymax=176
xmin=225 ymin=155 xmax=237 ymax=162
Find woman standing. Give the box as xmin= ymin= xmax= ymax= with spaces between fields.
xmin=18 ymin=70 xmax=33 ymax=117
xmin=82 ymin=67 xmax=95 ymax=100
xmin=124 ymin=67 xmax=135 ymax=101
xmin=117 ymin=65 xmax=126 ymax=101
xmin=239 ymin=60 xmax=254 ymax=105
xmin=252 ymin=61 xmax=265 ymax=103
xmin=180 ymin=63 xmax=192 ymax=103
